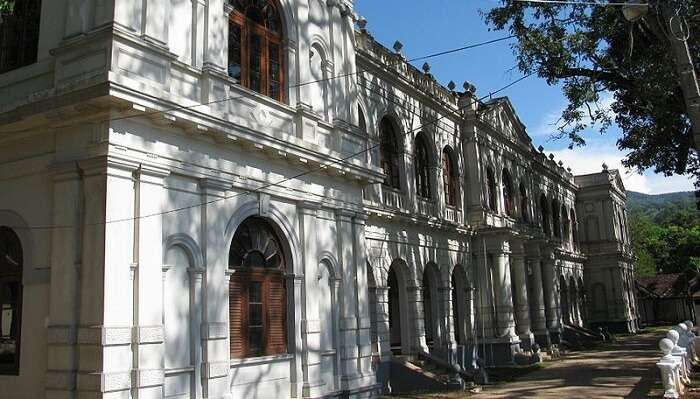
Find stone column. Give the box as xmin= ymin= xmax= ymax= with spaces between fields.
xmin=510 ymin=241 xmax=534 ymax=350
xmin=300 ymin=202 xmax=323 ymax=398
xmin=352 ymin=214 xmax=374 ymax=385
xmin=541 ymin=248 xmax=561 ymax=343
xmin=491 ymin=242 xmax=517 ymax=340
xmin=189 ymin=267 xmax=205 ymax=399
xmin=472 ymin=249 xmax=495 ymax=339
xmin=46 ymin=164 xmax=82 ymax=398
xmin=132 ymin=165 xmax=170 ymax=398
xmin=199 ymin=178 xmax=233 ymax=399
xmin=336 ymin=210 xmax=361 ymax=390
xmin=525 ymin=244 xmax=548 ymax=347
xmin=75 ymin=157 xmax=137 ymax=398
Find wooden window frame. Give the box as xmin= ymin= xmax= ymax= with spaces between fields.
xmin=502 ymin=170 xmax=514 ymax=217
xmin=228 ymin=2 xmax=286 ymax=103
xmin=414 ymin=135 xmax=431 ymax=199
xmin=380 ymin=119 xmax=401 ymax=190
xmin=230 ymin=269 xmax=286 ymax=358
xmin=486 ymin=168 xmax=497 ymax=211
xmin=442 ymin=149 xmax=457 ymax=207
xmin=520 ymin=183 xmax=529 ymax=223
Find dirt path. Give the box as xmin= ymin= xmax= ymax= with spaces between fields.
xmin=472 ymin=330 xmax=665 ymax=398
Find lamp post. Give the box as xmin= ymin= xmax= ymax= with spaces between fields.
xmin=622 ymin=1 xmax=700 ymax=149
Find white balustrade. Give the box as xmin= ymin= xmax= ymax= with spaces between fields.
xmin=658 ymin=337 xmax=682 ymax=399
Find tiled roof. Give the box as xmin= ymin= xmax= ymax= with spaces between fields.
xmin=636 ymin=273 xmax=698 ymax=298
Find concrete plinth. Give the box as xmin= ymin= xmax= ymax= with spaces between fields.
xmin=476 ymin=336 xmax=521 ymax=366
xmin=519 ymin=332 xmax=535 ymax=351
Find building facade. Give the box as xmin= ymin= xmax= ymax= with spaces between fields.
xmin=0 ymin=0 xmax=637 ymax=398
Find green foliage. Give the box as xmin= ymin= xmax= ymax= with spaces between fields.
xmin=0 ymin=0 xmax=14 ymax=14
xmin=627 ymin=191 xmax=700 ymax=276
xmin=484 ymin=0 xmax=699 ymax=185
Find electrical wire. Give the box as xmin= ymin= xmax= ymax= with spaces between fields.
xmin=0 ymin=35 xmax=515 ymax=137
xmin=5 ymin=73 xmax=534 ymax=231
xmin=514 ymin=0 xmax=648 ymax=6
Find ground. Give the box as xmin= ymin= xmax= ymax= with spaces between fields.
xmin=384 ymin=327 xmax=669 ymax=398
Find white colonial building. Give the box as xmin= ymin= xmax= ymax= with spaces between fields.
xmin=0 ymin=0 xmax=637 ymax=398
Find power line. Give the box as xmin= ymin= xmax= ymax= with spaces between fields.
xmin=407 ymin=36 xmax=515 ymax=63
xmin=7 ymin=73 xmax=534 ymax=231
xmin=514 ymin=0 xmax=648 ymax=5
xmin=0 ymin=35 xmax=515 ymax=137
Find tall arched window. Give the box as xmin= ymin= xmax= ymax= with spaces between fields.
xmin=228 ymin=0 xmax=285 ymax=102
xmin=540 ymin=194 xmax=550 ymax=235
xmin=379 ymin=117 xmax=401 ymax=189
xmin=358 ymin=106 xmax=367 ymax=135
xmin=570 ymin=209 xmax=578 ymax=248
xmin=519 ymin=182 xmax=529 ymax=222
xmin=442 ymin=147 xmax=457 ymax=207
xmin=562 ymin=205 xmax=570 ymax=244
xmin=502 ymin=169 xmax=514 ymax=217
xmin=552 ymin=199 xmax=561 ymax=238
xmin=486 ymin=167 xmax=497 ymax=211
xmin=0 ymin=0 xmax=41 ymax=74
xmin=0 ymin=226 xmax=22 ymax=374
xmin=229 ymin=217 xmax=287 ymax=358
xmin=414 ymin=134 xmax=431 ymax=199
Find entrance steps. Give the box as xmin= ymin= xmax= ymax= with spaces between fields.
xmin=562 ymin=324 xmax=604 ymax=350
xmin=388 ymin=353 xmax=467 ymax=394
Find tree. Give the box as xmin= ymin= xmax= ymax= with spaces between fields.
xmin=0 ymin=1 xmax=14 ymax=14
xmin=484 ymin=0 xmax=699 ymax=185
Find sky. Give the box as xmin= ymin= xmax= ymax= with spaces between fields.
xmin=354 ymin=0 xmax=695 ymax=194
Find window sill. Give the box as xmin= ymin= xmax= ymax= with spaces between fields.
xmin=230 ymin=353 xmax=294 ymax=368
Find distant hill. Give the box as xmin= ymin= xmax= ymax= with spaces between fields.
xmin=626 ymin=191 xmax=698 ymax=228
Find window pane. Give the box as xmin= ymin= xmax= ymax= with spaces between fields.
xmin=248 ymin=326 xmax=263 ymax=356
xmin=0 ymin=281 xmax=18 ymax=367
xmin=268 ymin=42 xmax=281 ymax=100
xmin=228 ymin=22 xmax=242 ymax=81
xmin=249 ymin=33 xmax=262 ymax=93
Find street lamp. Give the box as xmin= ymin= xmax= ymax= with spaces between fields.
xmin=621 ymin=1 xmax=649 ymax=23
xmin=622 ymin=1 xmax=700 ymax=149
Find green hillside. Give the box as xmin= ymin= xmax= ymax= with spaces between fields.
xmin=626 ymin=191 xmax=700 ymax=277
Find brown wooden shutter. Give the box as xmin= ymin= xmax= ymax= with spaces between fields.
xmin=265 ymin=275 xmax=287 ymax=355
xmin=229 ymin=277 xmax=245 ymax=358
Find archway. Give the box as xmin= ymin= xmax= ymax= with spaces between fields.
xmin=367 ymin=263 xmax=379 ymax=355
xmin=387 ymin=259 xmax=411 ymax=354
xmin=0 ymin=226 xmax=23 ymax=374
xmin=569 ymin=276 xmax=578 ymax=326
xmin=422 ymin=263 xmax=440 ymax=348
xmin=559 ymin=275 xmax=570 ymax=325
xmin=451 ymin=265 xmax=469 ymax=345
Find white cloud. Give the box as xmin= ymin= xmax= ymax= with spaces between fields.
xmin=549 ymin=146 xmax=694 ymax=194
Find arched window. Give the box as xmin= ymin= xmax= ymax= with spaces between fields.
xmin=540 ymin=194 xmax=550 ymax=235
xmin=229 ymin=217 xmax=287 ymax=358
xmin=442 ymin=148 xmax=457 ymax=207
xmin=379 ymin=117 xmax=401 ymax=189
xmin=0 ymin=0 xmax=41 ymax=74
xmin=358 ymin=106 xmax=367 ymax=135
xmin=562 ymin=205 xmax=570 ymax=244
xmin=552 ymin=199 xmax=561 ymax=238
xmin=519 ymin=182 xmax=529 ymax=222
xmin=486 ymin=167 xmax=497 ymax=211
xmin=502 ymin=169 xmax=514 ymax=217
xmin=228 ymin=0 xmax=285 ymax=102
xmin=414 ymin=134 xmax=431 ymax=199
xmin=570 ymin=209 xmax=578 ymax=248
xmin=0 ymin=226 xmax=22 ymax=374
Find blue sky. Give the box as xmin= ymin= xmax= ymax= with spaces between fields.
xmin=354 ymin=0 xmax=695 ymax=194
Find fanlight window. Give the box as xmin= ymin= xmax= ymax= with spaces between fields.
xmin=502 ymin=169 xmax=514 ymax=217
xmin=379 ymin=118 xmax=401 ymax=189
xmin=414 ymin=134 xmax=431 ymax=199
xmin=442 ymin=148 xmax=457 ymax=207
xmin=229 ymin=217 xmax=287 ymax=359
xmin=0 ymin=226 xmax=22 ymax=374
xmin=227 ymin=0 xmax=285 ymax=102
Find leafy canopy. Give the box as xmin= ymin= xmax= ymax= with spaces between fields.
xmin=484 ymin=0 xmax=699 ymax=185
xmin=0 ymin=1 xmax=14 ymax=14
